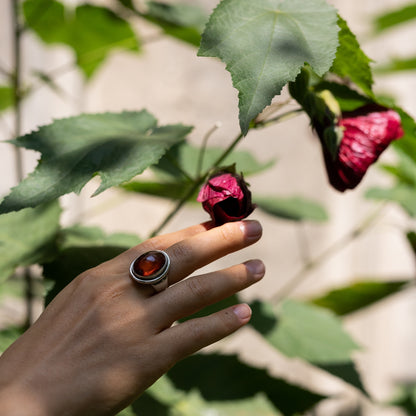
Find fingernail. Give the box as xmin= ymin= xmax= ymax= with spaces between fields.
xmin=244 ymin=260 xmax=265 ymax=280
xmin=233 ymin=304 xmax=252 ymax=321
xmin=240 ymin=220 xmax=262 ymax=241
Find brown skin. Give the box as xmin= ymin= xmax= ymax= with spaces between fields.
xmin=0 ymin=220 xmax=264 ymax=416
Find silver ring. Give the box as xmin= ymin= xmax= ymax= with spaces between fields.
xmin=129 ymin=250 xmax=170 ymax=292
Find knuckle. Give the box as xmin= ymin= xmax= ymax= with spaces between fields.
xmin=169 ymin=242 xmax=192 ymax=262
xmin=187 ymin=276 xmax=211 ymax=300
xmin=218 ymin=222 xmax=238 ymax=244
xmin=74 ymin=268 xmax=99 ymax=289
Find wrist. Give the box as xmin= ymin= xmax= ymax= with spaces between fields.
xmin=0 ymin=382 xmax=51 ymax=416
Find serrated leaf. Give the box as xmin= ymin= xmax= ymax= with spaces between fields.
xmin=168 ymin=353 xmax=325 ymax=415
xmin=23 ymin=1 xmax=140 ymax=78
xmin=144 ymin=1 xmax=208 ymax=47
xmin=44 ymin=226 xmax=140 ymax=305
xmin=256 ymin=195 xmax=328 ymax=222
xmin=330 ymin=16 xmax=373 ymax=96
xmin=0 ymin=85 xmax=14 ymax=113
xmin=250 ymin=299 xmax=366 ymax=393
xmin=0 ymin=201 xmax=61 ymax=282
xmin=0 ymin=111 xmax=192 ymax=214
xmin=310 ymin=280 xmax=409 ymax=315
xmin=198 ymin=0 xmax=339 ymax=135
xmin=374 ymin=3 xmax=416 ymax=33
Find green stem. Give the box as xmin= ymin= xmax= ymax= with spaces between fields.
xmin=12 ymin=0 xmax=33 ymax=328
xmin=149 ymin=131 xmax=245 ymax=237
xmin=196 ymin=122 xmax=221 ymax=178
xmin=270 ymin=205 xmax=386 ymax=304
xmin=148 ymin=108 xmax=304 ymax=237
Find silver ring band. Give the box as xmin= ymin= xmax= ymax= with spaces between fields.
xmin=129 ymin=250 xmax=170 ymax=292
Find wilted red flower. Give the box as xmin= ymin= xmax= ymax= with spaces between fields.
xmin=197 ymin=171 xmax=255 ymax=225
xmin=322 ymin=105 xmax=404 ymax=192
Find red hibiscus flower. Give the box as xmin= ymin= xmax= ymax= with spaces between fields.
xmin=322 ymin=105 xmax=404 ymax=192
xmin=197 ymin=171 xmax=255 ymax=225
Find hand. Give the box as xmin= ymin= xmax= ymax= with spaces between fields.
xmin=0 ymin=220 xmax=264 ymax=416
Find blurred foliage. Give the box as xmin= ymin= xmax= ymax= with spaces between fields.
xmin=1 ymin=0 xmax=416 ymax=415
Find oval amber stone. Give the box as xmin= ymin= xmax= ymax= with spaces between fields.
xmin=133 ymin=251 xmax=166 ymax=278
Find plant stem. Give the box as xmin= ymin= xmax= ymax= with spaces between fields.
xmin=148 ymin=108 xmax=305 ymax=237
xmin=196 ymin=122 xmax=221 ymax=178
xmin=149 ymin=131 xmax=246 ymax=237
xmin=11 ymin=0 xmax=33 ymax=328
xmin=270 ymin=205 xmax=386 ymax=304
xmin=12 ymin=0 xmax=23 ymax=183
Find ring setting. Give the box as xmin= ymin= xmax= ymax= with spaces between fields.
xmin=129 ymin=250 xmax=170 ymax=292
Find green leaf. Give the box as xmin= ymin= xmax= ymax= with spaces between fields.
xmin=265 ymin=300 xmax=359 ymax=363
xmin=392 ymin=108 xmax=416 ymax=165
xmin=154 ymin=141 xmax=274 ymax=181
xmin=314 ymin=81 xmax=371 ymax=112
xmin=44 ymin=226 xmax=140 ymax=305
xmin=116 ymin=0 xmax=136 ymax=12
xmin=366 ymin=185 xmax=416 ymax=217
xmin=0 ymin=111 xmax=192 ymax=214
xmin=0 ymin=326 xmax=24 ymax=353
xmin=23 ymin=0 xmax=68 ymax=43
xmin=71 ymin=5 xmax=139 ymax=78
xmin=168 ymin=353 xmax=325 ymax=416
xmin=126 ymin=375 xmax=281 ymax=416
xmin=406 ymin=231 xmax=416 ymax=257
xmin=0 ymin=202 xmax=61 ymax=282
xmin=250 ymin=299 xmax=366 ymax=393
xmin=374 ymin=3 xmax=416 ymax=33
xmin=0 ymin=85 xmax=14 ymax=113
xmin=256 ymin=195 xmax=328 ymax=222
xmin=23 ymin=1 xmax=140 ymax=78
xmin=119 ymin=392 xmax=169 ymax=416
xmin=376 ymin=56 xmax=416 ymax=74
xmin=198 ymin=0 xmax=339 ymax=135
xmin=389 ymin=383 xmax=416 ymax=415
xmin=122 ymin=181 xmax=195 ymax=201
xmin=58 ymin=225 xmax=141 ymax=249
xmin=310 ymin=280 xmax=409 ymax=315
xmin=144 ymin=1 xmax=208 ymax=47
xmin=330 ymin=16 xmax=373 ymax=96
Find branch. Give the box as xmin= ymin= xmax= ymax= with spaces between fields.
xmin=269 ymin=205 xmax=386 ymax=304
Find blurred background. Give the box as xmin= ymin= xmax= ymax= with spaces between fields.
xmin=1 ymin=0 xmax=416 ymax=414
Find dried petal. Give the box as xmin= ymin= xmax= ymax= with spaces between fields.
xmin=197 ymin=172 xmax=255 ymax=225
xmin=322 ymin=106 xmax=404 ymax=191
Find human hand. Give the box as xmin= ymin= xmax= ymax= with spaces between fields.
xmin=0 ymin=220 xmax=264 ymax=416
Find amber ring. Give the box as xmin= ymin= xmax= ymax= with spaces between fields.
xmin=129 ymin=250 xmax=170 ymax=292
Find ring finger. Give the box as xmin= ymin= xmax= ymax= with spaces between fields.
xmin=149 ymin=259 xmax=265 ymax=330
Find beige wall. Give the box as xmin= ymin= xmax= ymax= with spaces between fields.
xmin=1 ymin=1 xmax=416 ymax=414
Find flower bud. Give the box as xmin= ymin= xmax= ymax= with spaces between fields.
xmin=321 ymin=105 xmax=404 ymax=191
xmin=197 ymin=171 xmax=255 ymax=225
